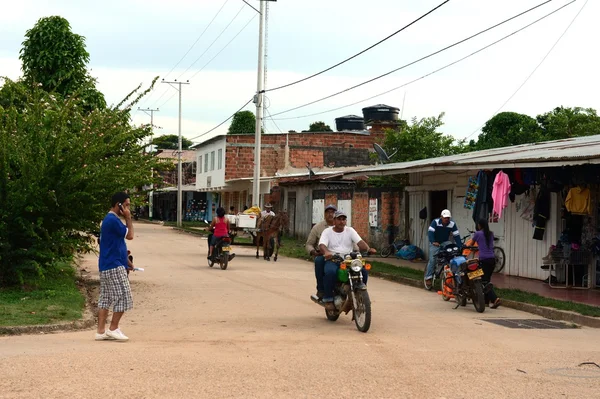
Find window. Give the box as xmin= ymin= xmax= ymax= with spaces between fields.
xmin=210 ymin=151 xmax=215 ymax=171
xmin=191 ymin=161 xmax=197 ymax=175
xmin=198 ymin=156 xmax=202 ymax=174
xmin=218 ymin=149 xmax=223 ymax=170
xmin=204 ymin=153 xmax=209 ymax=172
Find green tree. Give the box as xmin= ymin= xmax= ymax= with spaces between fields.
xmin=18 ymin=16 xmax=106 ymax=110
xmin=306 ymin=121 xmax=333 ymax=132
xmin=537 ymin=107 xmax=600 ymax=140
xmin=228 ymin=111 xmax=256 ymax=134
xmin=0 ymin=78 xmax=163 ymax=285
xmin=472 ymin=112 xmax=541 ymax=151
xmin=383 ymin=113 xmax=463 ymax=163
xmin=152 ymin=134 xmax=193 ymax=150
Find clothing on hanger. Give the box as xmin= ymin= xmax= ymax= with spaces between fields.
xmin=492 ymin=171 xmax=511 ymax=219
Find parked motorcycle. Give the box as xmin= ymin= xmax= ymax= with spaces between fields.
xmin=310 ymin=252 xmax=372 ymax=333
xmin=437 ymin=243 xmax=486 ymax=313
xmin=207 ymin=235 xmax=234 ymax=270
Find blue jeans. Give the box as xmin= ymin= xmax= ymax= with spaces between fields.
xmin=323 ymin=260 xmax=369 ymax=302
xmin=425 ymin=241 xmax=452 ymax=279
xmin=314 ymin=256 xmax=325 ymax=293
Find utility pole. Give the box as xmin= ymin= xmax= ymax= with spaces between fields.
xmin=138 ymin=107 xmax=159 ymax=220
xmin=162 ymin=79 xmax=190 ymax=228
xmin=252 ymin=0 xmax=267 ymax=208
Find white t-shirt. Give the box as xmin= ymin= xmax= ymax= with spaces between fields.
xmin=319 ymin=227 xmax=362 ymax=254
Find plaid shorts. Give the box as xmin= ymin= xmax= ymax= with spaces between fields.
xmin=98 ymin=266 xmax=133 ymax=313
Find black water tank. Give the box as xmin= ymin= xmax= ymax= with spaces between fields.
xmin=335 ymin=115 xmax=365 ymax=131
xmin=362 ymin=104 xmax=399 ymax=122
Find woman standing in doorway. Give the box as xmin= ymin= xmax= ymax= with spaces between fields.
xmin=473 ymin=219 xmax=501 ymax=309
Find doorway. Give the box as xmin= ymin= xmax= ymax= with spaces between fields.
xmin=287 ymin=192 xmax=296 ymax=237
xmin=430 ymin=190 xmax=448 ymax=222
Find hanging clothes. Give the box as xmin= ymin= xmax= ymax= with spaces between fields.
xmin=533 ymin=188 xmax=551 ymax=240
xmin=472 ymin=170 xmax=491 ymax=223
xmin=492 ymin=171 xmax=511 ymax=219
xmin=564 ymin=186 xmax=591 ymax=215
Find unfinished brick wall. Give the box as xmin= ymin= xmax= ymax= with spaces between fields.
xmin=224 ymin=131 xmax=385 ymax=180
xmin=352 ymin=192 xmax=369 ymax=240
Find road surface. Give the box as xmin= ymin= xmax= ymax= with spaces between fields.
xmin=1 ymin=222 xmax=599 ymax=398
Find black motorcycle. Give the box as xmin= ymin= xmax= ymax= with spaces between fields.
xmin=311 ymin=252 xmax=372 ymax=333
xmin=207 ymin=235 xmax=234 ymax=270
xmin=438 ymin=243 xmax=486 ymax=313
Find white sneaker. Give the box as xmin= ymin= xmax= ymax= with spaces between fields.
xmin=106 ymin=328 xmax=129 ymax=341
xmin=94 ymin=331 xmax=115 ymax=341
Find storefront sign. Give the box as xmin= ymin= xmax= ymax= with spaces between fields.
xmin=369 ymin=198 xmax=378 ymax=227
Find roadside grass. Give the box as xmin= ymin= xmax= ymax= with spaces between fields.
xmin=277 ymin=235 xmax=600 ymax=318
xmin=0 ymin=261 xmax=85 ymax=327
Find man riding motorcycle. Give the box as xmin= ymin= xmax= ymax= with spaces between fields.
xmin=318 ymin=210 xmax=376 ymax=311
xmin=424 ymin=209 xmax=462 ymax=289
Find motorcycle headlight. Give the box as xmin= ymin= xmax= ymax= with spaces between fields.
xmin=350 ymin=259 xmax=363 ymax=272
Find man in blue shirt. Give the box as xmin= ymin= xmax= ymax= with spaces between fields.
xmin=95 ymin=192 xmax=135 ymax=341
xmin=424 ymin=209 xmax=461 ymax=290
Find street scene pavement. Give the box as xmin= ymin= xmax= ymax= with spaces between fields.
xmin=1 ymin=222 xmax=599 ymax=398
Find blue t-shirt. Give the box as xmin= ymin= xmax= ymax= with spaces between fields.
xmin=99 ymin=212 xmax=128 ymax=272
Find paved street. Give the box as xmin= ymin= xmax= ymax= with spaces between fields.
xmin=1 ymin=222 xmax=599 ymax=398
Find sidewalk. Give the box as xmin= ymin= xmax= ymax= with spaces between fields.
xmin=376 ymin=256 xmax=600 ymax=308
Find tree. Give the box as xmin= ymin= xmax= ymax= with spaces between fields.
xmin=382 ymin=113 xmax=464 ymax=163
xmin=228 ymin=111 xmax=256 ymax=134
xmin=306 ymin=121 xmax=332 ymax=132
xmin=0 ymin=77 xmax=163 ymax=285
xmin=472 ymin=112 xmax=541 ymax=151
xmin=152 ymin=134 xmax=193 ymax=150
xmin=537 ymin=107 xmax=600 ymax=141
xmin=18 ymin=16 xmax=106 ymax=110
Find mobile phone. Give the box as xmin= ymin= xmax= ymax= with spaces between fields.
xmin=118 ymin=202 xmax=124 ymax=213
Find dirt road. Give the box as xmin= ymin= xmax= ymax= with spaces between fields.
xmin=1 ymin=223 xmax=599 ymax=398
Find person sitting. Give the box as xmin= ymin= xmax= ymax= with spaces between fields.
xmin=424 ymin=209 xmax=462 ymax=289
xmin=260 ymin=203 xmax=275 ymax=218
xmin=208 ymin=207 xmax=230 ymax=260
xmin=318 ymin=210 xmax=376 ymax=311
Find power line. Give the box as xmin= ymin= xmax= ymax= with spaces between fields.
xmin=265 ymin=106 xmax=283 ymax=133
xmin=465 ymin=0 xmax=587 ymax=140
xmin=177 ymin=3 xmax=246 ymax=79
xmin=269 ymin=0 xmax=556 ymax=118
xmin=271 ymin=0 xmax=576 ymax=122
xmin=188 ymin=13 xmax=257 ymax=80
xmin=189 ymin=97 xmax=254 ymax=143
xmin=140 ymin=0 xmax=230 ymax=108
xmin=264 ymin=0 xmax=451 ymax=94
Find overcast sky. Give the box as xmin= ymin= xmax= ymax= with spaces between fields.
xmin=1 ymin=0 xmax=597 ymax=144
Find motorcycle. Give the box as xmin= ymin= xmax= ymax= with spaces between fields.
xmin=310 ymin=252 xmax=372 ymax=333
xmin=207 ymin=234 xmax=234 ymax=270
xmin=437 ymin=243 xmax=486 ymax=313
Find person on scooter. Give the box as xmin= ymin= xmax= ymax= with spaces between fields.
xmin=306 ymin=204 xmax=353 ymax=299
xmin=425 ymin=209 xmax=462 ymax=289
xmin=473 ymin=219 xmax=501 ymax=308
xmin=318 ymin=210 xmax=376 ymax=311
xmin=208 ymin=207 xmax=230 ymax=261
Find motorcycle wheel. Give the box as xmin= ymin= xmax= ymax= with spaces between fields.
xmin=472 ymin=280 xmax=486 ymax=313
xmin=353 ymin=290 xmax=371 ymax=333
xmin=325 ymin=309 xmax=340 ymax=322
xmin=220 ymin=252 xmax=229 ymax=270
xmin=380 ymin=245 xmax=393 ymax=258
xmin=440 ymin=274 xmax=452 ymax=302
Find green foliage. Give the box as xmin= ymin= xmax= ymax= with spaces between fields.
xmin=306 ymin=121 xmax=332 ymax=132
xmin=0 ymin=77 xmax=163 ymax=285
xmin=152 ymin=134 xmax=193 ymax=150
xmin=537 ymin=106 xmax=600 ymax=140
xmin=383 ymin=113 xmax=464 ymax=163
xmin=228 ymin=111 xmax=257 ymax=134
xmin=18 ymin=16 xmax=106 ymax=111
xmin=473 ymin=112 xmax=541 ymax=151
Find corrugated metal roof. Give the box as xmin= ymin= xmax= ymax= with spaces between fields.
xmin=345 ymin=135 xmax=600 ymax=177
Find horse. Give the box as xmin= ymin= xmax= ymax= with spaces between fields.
xmin=255 ymin=212 xmax=289 ymax=261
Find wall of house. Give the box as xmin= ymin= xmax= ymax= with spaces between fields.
xmin=224 ymin=132 xmax=385 ymax=180
xmin=195 ymin=138 xmax=226 ymax=190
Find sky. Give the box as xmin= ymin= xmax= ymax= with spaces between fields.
xmin=1 ymin=0 xmax=598 ymax=145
